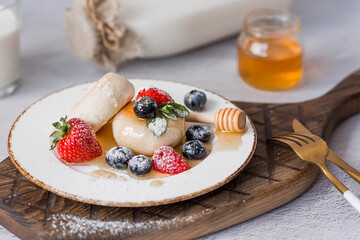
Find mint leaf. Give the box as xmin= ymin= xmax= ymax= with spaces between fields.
xmin=162 ymin=102 xmax=189 ymax=118
xmin=147 ymin=102 xmax=188 ymax=137
xmin=146 ymin=114 xmax=167 ymax=137
xmin=160 ymin=104 xmax=177 ymax=120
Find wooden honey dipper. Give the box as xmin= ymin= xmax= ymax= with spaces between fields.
xmin=186 ymin=108 xmax=246 ymax=132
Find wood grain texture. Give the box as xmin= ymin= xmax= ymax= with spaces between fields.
xmin=1 ymin=70 xmax=360 ymax=239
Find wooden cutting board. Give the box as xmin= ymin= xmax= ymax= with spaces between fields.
xmin=1 ymin=70 xmax=360 ymax=240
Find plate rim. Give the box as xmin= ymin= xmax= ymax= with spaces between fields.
xmin=7 ymin=79 xmax=257 ymax=207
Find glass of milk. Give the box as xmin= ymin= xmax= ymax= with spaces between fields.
xmin=0 ymin=0 xmax=20 ymax=97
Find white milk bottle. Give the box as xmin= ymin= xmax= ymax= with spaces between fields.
xmin=0 ymin=0 xmax=20 ymax=97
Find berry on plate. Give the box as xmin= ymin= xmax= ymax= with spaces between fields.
xmin=106 ymin=146 xmax=134 ymax=169
xmin=136 ymin=87 xmax=174 ymax=106
xmin=128 ymin=155 xmax=153 ymax=175
xmin=50 ymin=117 xmax=102 ymax=163
xmin=186 ymin=124 xmax=211 ymax=142
xmin=182 ymin=140 xmax=207 ymax=160
xmin=133 ymin=96 xmax=157 ymax=119
xmin=152 ymin=146 xmax=189 ymax=175
xmin=184 ymin=90 xmax=207 ymax=111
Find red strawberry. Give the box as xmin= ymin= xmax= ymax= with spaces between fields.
xmin=50 ymin=117 xmax=102 ymax=163
xmin=136 ymin=87 xmax=174 ymax=106
xmin=152 ymin=146 xmax=189 ymax=175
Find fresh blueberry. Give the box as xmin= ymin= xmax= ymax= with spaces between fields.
xmin=184 ymin=90 xmax=207 ymax=111
xmin=186 ymin=125 xmax=211 ymax=142
xmin=133 ymin=96 xmax=157 ymax=119
xmin=106 ymin=147 xmax=134 ymax=169
xmin=128 ymin=155 xmax=153 ymax=175
xmin=182 ymin=140 xmax=207 ymax=160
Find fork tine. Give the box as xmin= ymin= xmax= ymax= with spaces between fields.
xmin=272 ymin=136 xmax=302 ymax=147
xmin=290 ymin=133 xmax=316 ymax=142
xmin=281 ymin=133 xmax=309 ymax=144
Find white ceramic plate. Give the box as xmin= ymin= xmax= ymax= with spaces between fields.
xmin=8 ymin=79 xmax=256 ymax=207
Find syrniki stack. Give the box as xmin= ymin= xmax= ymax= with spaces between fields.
xmin=112 ymin=102 xmax=185 ymax=155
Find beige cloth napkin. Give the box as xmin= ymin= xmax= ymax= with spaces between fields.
xmin=65 ymin=0 xmax=142 ymax=71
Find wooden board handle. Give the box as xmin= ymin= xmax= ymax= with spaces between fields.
xmin=187 ymin=108 xmax=246 ymax=132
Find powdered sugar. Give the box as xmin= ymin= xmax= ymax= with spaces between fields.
xmin=147 ymin=116 xmax=167 ymax=137
xmin=128 ymin=155 xmax=152 ymax=175
xmin=105 ymin=146 xmax=134 ymax=168
xmin=186 ymin=124 xmax=211 ymax=142
xmin=152 ymin=146 xmax=189 ymax=175
xmin=96 ymin=78 xmax=118 ymax=108
xmin=136 ymin=86 xmax=174 ymax=105
xmin=48 ymin=209 xmax=212 ymax=239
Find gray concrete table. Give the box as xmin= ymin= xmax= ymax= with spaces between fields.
xmin=1 ymin=0 xmax=360 ymax=239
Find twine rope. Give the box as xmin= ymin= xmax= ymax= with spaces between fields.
xmin=86 ymin=0 xmax=120 ymax=50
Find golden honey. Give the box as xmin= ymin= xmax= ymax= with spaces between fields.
xmin=238 ymin=8 xmax=303 ymax=91
xmin=68 ymin=121 xmax=247 ymax=180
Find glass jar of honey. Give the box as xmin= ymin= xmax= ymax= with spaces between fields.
xmin=238 ymin=8 xmax=303 ymax=91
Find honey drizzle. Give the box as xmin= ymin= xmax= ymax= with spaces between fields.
xmin=68 ymin=121 xmax=247 ymax=180
xmin=150 ymin=180 xmax=164 ymax=187
xmin=91 ymin=169 xmax=117 ymax=179
xmin=213 ymin=128 xmax=247 ymax=152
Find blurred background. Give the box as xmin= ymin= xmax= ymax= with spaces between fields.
xmin=14 ymin=0 xmax=360 ymax=103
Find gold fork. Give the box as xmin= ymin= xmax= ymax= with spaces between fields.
xmin=273 ymin=132 xmax=360 ymax=213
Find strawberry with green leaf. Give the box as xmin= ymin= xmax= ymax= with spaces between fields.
xmin=50 ymin=117 xmax=102 ymax=163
